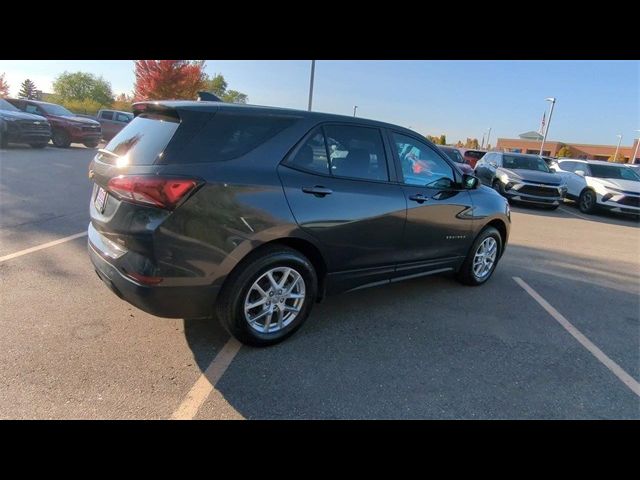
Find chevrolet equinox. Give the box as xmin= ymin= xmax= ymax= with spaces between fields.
xmin=88 ymin=101 xmax=510 ymax=346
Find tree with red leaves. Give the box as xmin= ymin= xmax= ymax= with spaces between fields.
xmin=133 ymin=60 xmax=206 ymax=101
xmin=0 ymin=73 xmax=10 ymax=97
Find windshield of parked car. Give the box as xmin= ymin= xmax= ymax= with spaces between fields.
xmin=503 ymin=155 xmax=550 ymax=172
xmin=0 ymin=99 xmax=20 ymax=112
xmin=589 ymin=164 xmax=640 ymax=181
xmin=441 ymin=148 xmax=465 ymax=164
xmin=40 ymin=103 xmax=74 ymax=116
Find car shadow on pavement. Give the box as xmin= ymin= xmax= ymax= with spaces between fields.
xmin=182 ymin=244 xmax=639 ymax=419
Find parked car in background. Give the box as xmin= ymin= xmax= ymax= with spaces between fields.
xmin=88 ymin=100 xmax=510 ymax=346
xmin=437 ymin=145 xmax=474 ymax=174
xmin=5 ymin=98 xmax=101 ymax=148
xmin=96 ymin=109 xmax=133 ymax=141
xmin=475 ymin=152 xmax=566 ymax=209
xmin=0 ymin=98 xmax=51 ymax=149
xmin=459 ymin=148 xmax=487 ymax=168
xmin=552 ymin=159 xmax=640 ymax=215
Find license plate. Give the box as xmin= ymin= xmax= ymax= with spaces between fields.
xmin=95 ymin=186 xmax=108 ymax=213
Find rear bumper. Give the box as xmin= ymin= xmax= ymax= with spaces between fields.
xmin=88 ymin=229 xmax=219 ymax=319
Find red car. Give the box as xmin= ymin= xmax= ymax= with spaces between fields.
xmin=437 ymin=145 xmax=474 ymax=175
xmin=458 ymin=148 xmax=488 ymax=168
xmin=6 ymin=98 xmax=102 ymax=148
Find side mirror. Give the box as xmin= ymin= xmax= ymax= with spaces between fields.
xmin=462 ymin=174 xmax=479 ymax=189
xmin=575 ymin=170 xmax=586 ymax=177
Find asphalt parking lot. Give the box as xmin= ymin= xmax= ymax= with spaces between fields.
xmin=1 ymin=144 xmax=638 ymax=419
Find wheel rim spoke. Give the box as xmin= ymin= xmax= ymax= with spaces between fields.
xmin=473 ymin=237 xmax=497 ymax=279
xmin=244 ymin=266 xmax=306 ymax=334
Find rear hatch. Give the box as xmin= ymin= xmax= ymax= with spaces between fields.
xmin=88 ymin=103 xmax=214 ymax=269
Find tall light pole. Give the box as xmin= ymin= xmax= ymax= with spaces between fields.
xmin=481 ymin=134 xmax=485 ymax=148
xmin=307 ymin=60 xmax=316 ymax=111
xmin=613 ymin=134 xmax=623 ymax=162
xmin=353 ymin=105 xmax=358 ymax=117
xmin=485 ymin=127 xmax=492 ymax=150
xmin=539 ymin=97 xmax=556 ymax=155
xmin=632 ymin=130 xmax=640 ymax=164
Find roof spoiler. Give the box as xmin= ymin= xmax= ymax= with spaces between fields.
xmin=197 ymin=91 xmax=223 ymax=102
xmin=132 ymin=102 xmax=181 ymax=121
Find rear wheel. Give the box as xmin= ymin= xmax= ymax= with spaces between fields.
xmin=579 ymin=189 xmax=596 ymax=214
xmin=456 ymin=226 xmax=502 ymax=286
xmin=84 ymin=141 xmax=99 ymax=149
xmin=215 ymin=245 xmax=318 ymax=347
xmin=52 ymin=129 xmax=71 ymax=148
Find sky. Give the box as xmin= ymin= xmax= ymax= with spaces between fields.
xmin=0 ymin=60 xmax=637 ymax=146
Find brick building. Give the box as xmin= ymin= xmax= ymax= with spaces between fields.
xmin=496 ymin=135 xmax=639 ymax=164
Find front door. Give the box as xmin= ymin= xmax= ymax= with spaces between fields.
xmin=389 ymin=131 xmax=474 ymax=277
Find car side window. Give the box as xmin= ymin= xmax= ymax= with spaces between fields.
xmin=116 ymin=113 xmax=130 ymax=123
xmin=560 ymin=161 xmax=577 ymax=173
xmin=25 ymin=104 xmax=39 ymax=114
xmin=392 ymin=133 xmax=455 ymax=188
xmin=101 ymin=111 xmax=114 ymax=120
xmin=288 ymin=129 xmax=330 ymax=175
xmin=323 ymin=125 xmax=389 ymax=181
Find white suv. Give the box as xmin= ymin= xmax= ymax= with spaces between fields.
xmin=552 ymin=159 xmax=640 ymax=215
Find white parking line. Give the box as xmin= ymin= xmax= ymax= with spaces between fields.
xmin=0 ymin=231 xmax=88 ymax=263
xmin=558 ymin=206 xmax=591 ymax=221
xmin=170 ymin=337 xmax=243 ymax=420
xmin=513 ymin=276 xmax=640 ymax=397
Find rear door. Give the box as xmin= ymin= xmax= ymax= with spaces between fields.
xmin=388 ymin=131 xmax=474 ymax=275
xmin=278 ymin=124 xmax=406 ymax=292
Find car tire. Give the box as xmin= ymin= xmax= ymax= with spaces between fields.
xmin=578 ymin=189 xmax=596 ymax=214
xmin=52 ymin=129 xmax=71 ymax=148
xmin=492 ymin=179 xmax=505 ymax=196
xmin=84 ymin=142 xmax=99 ymax=149
xmin=456 ymin=226 xmax=502 ymax=286
xmin=215 ymin=245 xmax=318 ymax=347
xmin=29 ymin=142 xmax=48 ymax=149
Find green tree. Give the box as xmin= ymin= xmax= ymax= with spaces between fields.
xmin=464 ymin=138 xmax=480 ymax=149
xmin=557 ymin=145 xmax=572 ymax=157
xmin=202 ymin=73 xmax=248 ymax=103
xmin=609 ymin=152 xmax=626 ymax=163
xmin=439 ymin=134 xmax=446 ymax=145
xmin=52 ymin=71 xmax=114 ymax=106
xmin=18 ymin=79 xmax=37 ymax=99
xmin=0 ymin=73 xmax=9 ymax=97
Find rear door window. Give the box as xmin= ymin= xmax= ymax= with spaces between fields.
xmin=323 ymin=125 xmax=389 ymax=181
xmin=288 ymin=129 xmax=330 ymax=175
xmin=101 ymin=111 xmax=114 ymax=120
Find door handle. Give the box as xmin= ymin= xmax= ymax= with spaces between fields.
xmin=409 ymin=193 xmax=428 ymax=203
xmin=302 ymin=186 xmax=333 ymax=197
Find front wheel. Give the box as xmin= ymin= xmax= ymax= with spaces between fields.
xmin=579 ymin=189 xmax=596 ymax=214
xmin=84 ymin=141 xmax=99 ymax=149
xmin=456 ymin=226 xmax=502 ymax=286
xmin=52 ymin=129 xmax=71 ymax=148
xmin=215 ymin=245 xmax=318 ymax=347
xmin=492 ymin=179 xmax=505 ymax=196
xmin=29 ymin=142 xmax=48 ymax=149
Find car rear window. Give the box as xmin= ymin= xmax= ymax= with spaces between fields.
xmin=98 ymin=114 xmax=179 ymax=166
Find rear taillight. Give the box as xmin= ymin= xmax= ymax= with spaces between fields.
xmin=107 ymin=175 xmax=200 ymax=210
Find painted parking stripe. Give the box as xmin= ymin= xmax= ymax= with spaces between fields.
xmin=513 ymin=276 xmax=640 ymax=397
xmin=0 ymin=231 xmax=87 ymax=263
xmin=171 ymin=337 xmax=243 ymax=420
xmin=558 ymin=206 xmax=591 ymax=221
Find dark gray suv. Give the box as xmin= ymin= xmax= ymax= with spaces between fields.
xmin=475 ymin=152 xmax=567 ymax=209
xmin=88 ymin=101 xmax=510 ymax=346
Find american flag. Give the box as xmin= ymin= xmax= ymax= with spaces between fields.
xmin=539 ymin=111 xmax=546 ymax=135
